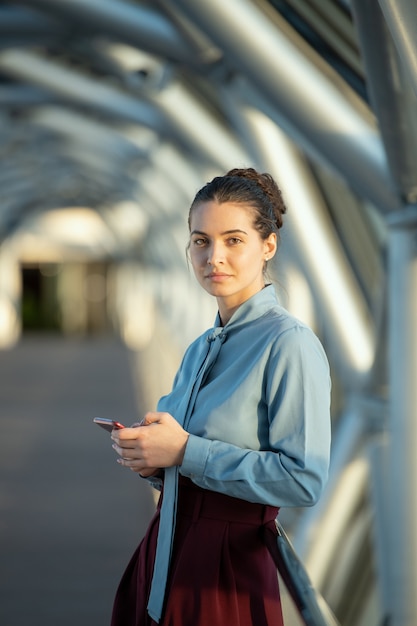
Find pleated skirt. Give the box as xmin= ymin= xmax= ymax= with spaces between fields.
xmin=111 ymin=476 xmax=283 ymax=626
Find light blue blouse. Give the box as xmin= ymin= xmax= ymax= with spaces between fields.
xmin=159 ymin=283 xmax=331 ymax=507
xmin=147 ymin=284 xmax=331 ymax=621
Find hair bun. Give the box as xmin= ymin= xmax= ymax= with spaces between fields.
xmin=226 ymin=167 xmax=286 ymax=230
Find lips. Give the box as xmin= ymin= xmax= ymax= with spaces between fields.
xmin=207 ymin=273 xmax=229 ymax=277
xmin=205 ymin=272 xmax=231 ymax=281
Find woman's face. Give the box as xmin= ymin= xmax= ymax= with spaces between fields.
xmin=189 ymin=200 xmax=277 ymax=319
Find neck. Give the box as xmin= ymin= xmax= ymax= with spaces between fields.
xmin=216 ymin=285 xmax=269 ymax=325
xmin=217 ymin=305 xmax=236 ymax=326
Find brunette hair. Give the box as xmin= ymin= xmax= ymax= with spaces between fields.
xmin=188 ymin=167 xmax=287 ymax=241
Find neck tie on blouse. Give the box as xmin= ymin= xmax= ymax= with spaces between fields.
xmin=147 ymin=327 xmax=226 ymax=622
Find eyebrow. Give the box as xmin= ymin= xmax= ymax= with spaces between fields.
xmin=190 ymin=229 xmax=248 ymax=236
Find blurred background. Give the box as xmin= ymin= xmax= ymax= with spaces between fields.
xmin=0 ymin=1 xmax=416 ymax=625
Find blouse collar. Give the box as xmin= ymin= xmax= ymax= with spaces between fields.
xmin=213 ymin=284 xmax=278 ymax=332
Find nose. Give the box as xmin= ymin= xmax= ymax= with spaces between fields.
xmin=206 ymin=241 xmax=224 ymax=265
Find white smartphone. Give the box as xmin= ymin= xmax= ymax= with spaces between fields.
xmin=93 ymin=417 xmax=125 ymax=432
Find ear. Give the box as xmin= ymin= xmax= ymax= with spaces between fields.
xmin=263 ymin=233 xmax=277 ymax=261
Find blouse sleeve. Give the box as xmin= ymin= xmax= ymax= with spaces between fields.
xmin=180 ymin=326 xmax=331 ymax=507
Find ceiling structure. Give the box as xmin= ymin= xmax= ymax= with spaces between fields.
xmin=0 ymin=0 xmax=403 ymax=367
xmin=1 ymin=0 xmax=414 ymax=233
xmin=1 ymin=1 xmax=417 ymax=625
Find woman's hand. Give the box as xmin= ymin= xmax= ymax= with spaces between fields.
xmin=111 ymin=412 xmax=189 ymax=475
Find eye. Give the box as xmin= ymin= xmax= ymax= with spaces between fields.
xmin=192 ymin=237 xmax=208 ymax=247
xmin=227 ymin=237 xmax=243 ymax=245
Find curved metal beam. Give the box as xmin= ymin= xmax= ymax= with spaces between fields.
xmin=230 ymin=102 xmax=375 ymax=380
xmin=387 ymin=208 xmax=417 ymax=626
xmin=15 ymin=0 xmax=200 ymax=66
xmin=352 ymin=0 xmax=417 ymax=204
xmin=0 ymin=6 xmax=63 ymax=35
xmin=30 ymin=106 xmax=152 ymax=161
xmin=0 ymin=49 xmax=245 ymax=171
xmin=0 ymin=49 xmax=165 ymax=128
xmin=379 ymin=0 xmax=417 ymax=100
xmin=147 ymin=81 xmax=247 ymax=170
xmin=170 ymin=0 xmax=400 ymax=213
xmin=0 ymin=85 xmax=54 ymax=105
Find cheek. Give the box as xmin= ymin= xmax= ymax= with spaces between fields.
xmin=189 ymin=248 xmax=203 ymax=269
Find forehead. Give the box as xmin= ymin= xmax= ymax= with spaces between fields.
xmin=190 ymin=200 xmax=255 ymax=231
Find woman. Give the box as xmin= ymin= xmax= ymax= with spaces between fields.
xmin=110 ymin=168 xmax=331 ymax=626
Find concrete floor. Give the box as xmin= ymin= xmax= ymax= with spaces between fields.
xmin=0 ymin=334 xmax=156 ymax=626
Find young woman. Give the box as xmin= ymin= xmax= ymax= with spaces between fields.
xmin=110 ymin=168 xmax=331 ymax=626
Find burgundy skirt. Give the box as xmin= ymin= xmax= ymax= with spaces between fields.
xmin=111 ymin=477 xmax=283 ymax=626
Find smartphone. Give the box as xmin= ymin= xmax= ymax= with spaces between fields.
xmin=93 ymin=417 xmax=125 ymax=432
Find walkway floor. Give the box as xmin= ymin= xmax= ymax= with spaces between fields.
xmin=0 ymin=334 xmax=156 ymax=626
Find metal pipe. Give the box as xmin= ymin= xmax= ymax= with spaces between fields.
xmin=15 ymin=0 xmax=197 ymax=65
xmin=293 ymin=404 xmax=365 ymax=557
xmin=0 ymin=49 xmax=246 ymax=171
xmin=387 ymin=207 xmax=417 ymax=626
xmin=379 ymin=0 xmax=417 ymax=99
xmin=367 ymin=436 xmax=391 ymax=622
xmin=170 ymin=0 xmax=400 ymax=213
xmin=0 ymin=85 xmax=53 ymax=105
xmin=352 ymin=0 xmax=417 ymax=204
xmin=147 ymin=81 xmax=247 ymax=171
xmin=30 ymin=106 xmax=151 ymax=160
xmin=0 ymin=49 xmax=164 ymax=128
xmin=228 ymin=102 xmax=375 ymax=379
xmin=0 ymin=6 xmax=63 ymax=35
